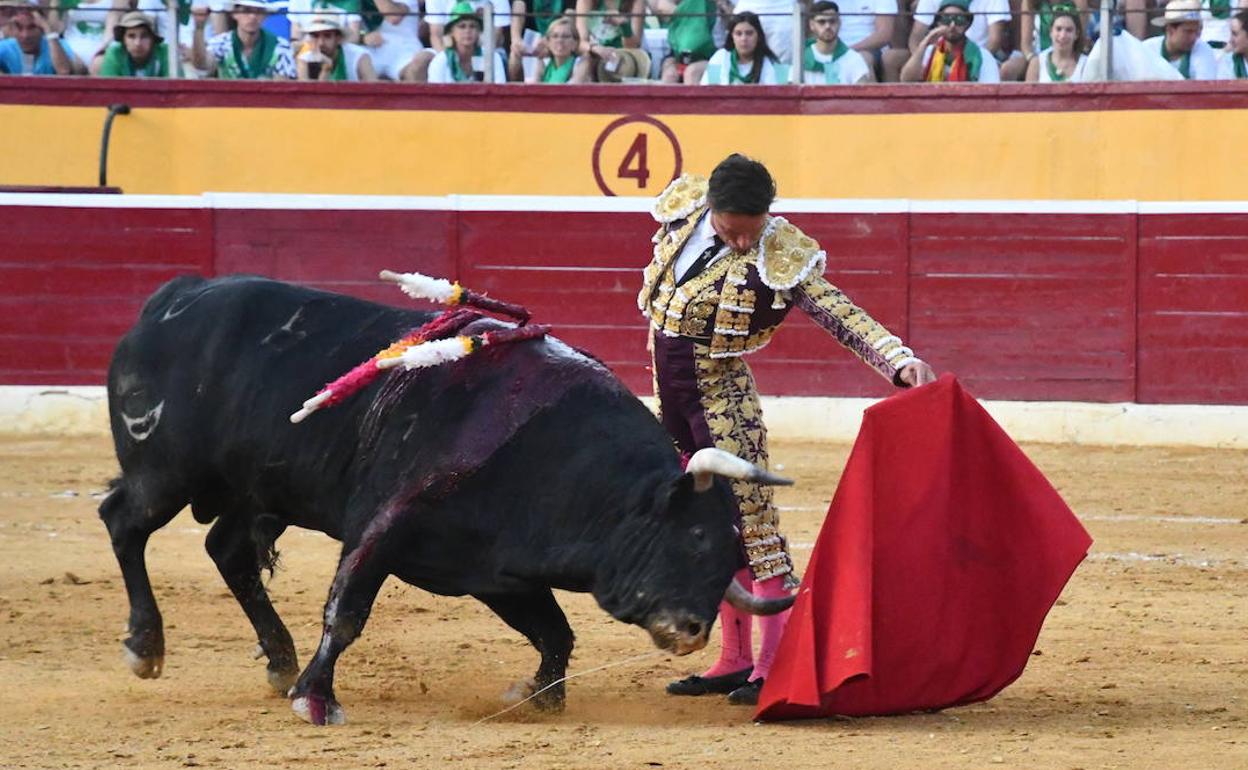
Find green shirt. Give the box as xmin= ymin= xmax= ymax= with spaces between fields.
xmin=665 ymin=0 xmax=715 ymax=60
xmin=98 ymin=40 xmax=175 ymax=78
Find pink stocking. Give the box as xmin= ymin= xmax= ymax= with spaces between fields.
xmin=749 ymin=574 xmax=792 ymax=682
xmin=700 ymin=568 xmax=754 ymax=677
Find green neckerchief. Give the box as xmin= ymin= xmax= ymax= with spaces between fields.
xmin=728 ymin=49 xmax=758 ymax=83
xmin=232 ymin=29 xmax=278 ymax=79
xmin=123 ymin=43 xmax=170 ymax=77
xmin=445 ymin=48 xmax=475 ymax=81
xmin=327 ymin=47 xmax=348 ymax=80
xmin=961 ymin=38 xmax=984 ymax=80
xmin=1045 ymin=49 xmax=1069 ymax=81
xmin=666 ymin=0 xmax=715 ymax=60
xmin=1235 ymin=53 xmax=1247 ymax=78
xmin=802 ymin=38 xmax=849 ymax=76
xmin=541 ymin=54 xmax=574 ymax=82
xmin=531 ymin=0 xmax=561 ymax=34
xmin=1161 ymin=39 xmax=1192 ymax=78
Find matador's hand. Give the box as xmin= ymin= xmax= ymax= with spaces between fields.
xmin=899 ymin=361 xmax=937 ymax=387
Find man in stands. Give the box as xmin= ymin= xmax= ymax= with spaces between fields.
xmin=97 ymin=11 xmax=175 ymax=77
xmin=888 ymin=0 xmax=1009 ymax=80
xmin=408 ymin=0 xmax=508 ymax=80
xmin=0 ymin=5 xmax=77 ymax=74
xmin=192 ymin=0 xmax=296 ymax=79
xmin=832 ymin=0 xmax=896 ymax=78
xmin=426 ymin=2 xmax=508 ymax=81
xmin=295 ymin=13 xmax=378 ymax=80
xmin=1144 ymin=0 xmax=1219 ymax=79
xmin=359 ymin=0 xmax=424 ymax=80
xmin=900 ymin=0 xmax=1000 ymax=81
xmin=802 ymin=1 xmax=875 ymax=83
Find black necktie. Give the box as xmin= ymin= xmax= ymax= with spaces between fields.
xmin=676 ymin=236 xmax=723 ymax=287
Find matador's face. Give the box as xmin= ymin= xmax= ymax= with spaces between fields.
xmin=710 ymin=210 xmax=768 ymax=254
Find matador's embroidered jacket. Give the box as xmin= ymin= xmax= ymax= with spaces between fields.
xmin=638 ymin=174 xmax=920 ymax=379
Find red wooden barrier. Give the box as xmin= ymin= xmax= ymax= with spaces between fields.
xmin=2 ymin=200 xmax=1245 ymax=405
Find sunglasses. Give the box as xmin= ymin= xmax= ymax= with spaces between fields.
xmin=937 ymin=13 xmax=971 ymax=26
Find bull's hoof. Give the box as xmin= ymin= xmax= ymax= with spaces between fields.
xmin=502 ymin=677 xmax=537 ymax=705
xmin=292 ymin=694 xmax=346 ymax=726
xmin=502 ymin=678 xmax=564 ymax=712
xmin=123 ymin=645 xmax=164 ymax=679
xmin=268 ymin=666 xmax=299 ymax=696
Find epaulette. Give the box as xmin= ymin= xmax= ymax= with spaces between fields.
xmin=651 ymin=174 xmax=709 ymax=224
xmin=755 ymin=217 xmax=826 ymax=291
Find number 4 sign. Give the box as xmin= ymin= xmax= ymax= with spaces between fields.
xmin=592 ymin=115 xmax=683 ymax=197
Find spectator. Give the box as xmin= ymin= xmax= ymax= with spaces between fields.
xmin=897 ymin=0 xmax=1011 ymax=79
xmin=359 ymin=0 xmax=423 ymax=80
xmin=732 ymin=0 xmax=793 ymax=64
xmin=1217 ymin=7 xmax=1246 ymax=77
xmin=137 ymin=0 xmax=230 ymax=73
xmin=295 ymin=13 xmax=378 ymax=79
xmin=0 ymin=5 xmax=77 ymax=74
xmin=191 ymin=0 xmax=295 ymax=78
xmin=834 ymin=0 xmax=897 ymax=76
xmin=900 ymin=0 xmax=1001 ymax=80
xmin=409 ymin=0 xmax=508 ymax=80
xmin=701 ymin=10 xmax=780 ymax=82
xmin=1024 ymin=4 xmax=1086 ymax=79
xmin=1200 ymin=0 xmax=1247 ymax=48
xmin=1018 ymin=0 xmax=1086 ymax=72
xmin=98 ymin=11 xmax=177 ymax=76
xmin=51 ymin=0 xmax=126 ymax=74
xmin=802 ymin=1 xmax=874 ymax=82
xmin=575 ymin=0 xmax=648 ymax=80
xmin=289 ymin=0 xmax=362 ymax=44
xmin=426 ymin=1 xmax=508 ymax=80
xmin=649 ymin=0 xmax=720 ymax=84
xmin=527 ymin=14 xmax=590 ymax=80
xmin=1143 ymin=0 xmax=1218 ymax=79
xmin=508 ymin=0 xmax=574 ymax=80
xmin=2 ymin=0 xmax=25 ymax=39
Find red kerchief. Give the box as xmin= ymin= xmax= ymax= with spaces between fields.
xmin=755 ymin=375 xmax=1092 ymax=720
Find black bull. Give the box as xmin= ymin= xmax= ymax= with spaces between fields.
xmin=100 ymin=275 xmax=792 ymax=725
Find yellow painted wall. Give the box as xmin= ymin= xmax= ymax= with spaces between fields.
xmin=3 ymin=103 xmax=1245 ymax=199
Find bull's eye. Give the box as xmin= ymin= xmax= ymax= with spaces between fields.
xmin=690 ymin=525 xmax=705 ymax=541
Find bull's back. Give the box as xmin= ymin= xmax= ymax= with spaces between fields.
xmin=107 ymin=275 xmax=431 ymax=521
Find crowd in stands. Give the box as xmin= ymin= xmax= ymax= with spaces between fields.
xmin=0 ymin=0 xmax=1245 ymax=82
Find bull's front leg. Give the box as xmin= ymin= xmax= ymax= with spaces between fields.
xmin=288 ymin=545 xmax=387 ymax=726
xmin=476 ymin=589 xmax=574 ymax=712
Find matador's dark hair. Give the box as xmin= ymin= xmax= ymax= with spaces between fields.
xmin=707 ymin=154 xmax=776 ymax=216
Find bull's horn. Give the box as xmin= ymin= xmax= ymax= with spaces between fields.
xmin=686 ymin=447 xmax=794 ymax=493
xmin=723 ymin=579 xmax=795 ymax=616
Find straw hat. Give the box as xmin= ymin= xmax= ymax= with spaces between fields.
xmin=302 ymin=14 xmax=343 ymax=33
xmin=113 ymin=11 xmax=161 ymax=42
xmin=1152 ymin=0 xmax=1202 ymax=27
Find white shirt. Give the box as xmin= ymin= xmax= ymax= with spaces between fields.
xmin=1036 ymin=47 xmax=1087 ymax=82
xmin=672 ymin=212 xmax=728 ymax=283
xmin=700 ymin=47 xmax=781 ymax=83
xmin=801 ymin=43 xmax=871 ymax=83
xmin=914 ymin=0 xmax=1010 ymax=50
xmin=918 ymin=42 xmax=1001 ymax=81
xmin=426 ymin=47 xmax=508 ymax=81
xmin=836 ymin=0 xmax=897 ymax=48
xmin=139 ymin=0 xmax=227 ymax=53
xmin=1217 ymin=50 xmax=1246 ymax=78
xmin=732 ymin=0 xmax=794 ymax=63
xmin=1141 ymin=35 xmax=1219 ymax=80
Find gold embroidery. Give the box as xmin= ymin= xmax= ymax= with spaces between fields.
xmin=652 ymin=174 xmax=709 ymax=224
xmin=756 ymin=217 xmax=826 ymax=291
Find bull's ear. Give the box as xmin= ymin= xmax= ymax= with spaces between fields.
xmin=663 ymin=472 xmax=698 ymax=512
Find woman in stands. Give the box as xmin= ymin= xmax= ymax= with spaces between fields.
xmin=1025 ymin=5 xmax=1087 ymax=81
xmin=700 ymin=11 xmax=780 ymax=83
xmin=1218 ymin=9 xmax=1248 ymax=78
xmin=575 ymin=0 xmax=650 ymax=80
xmin=527 ymin=15 xmax=590 ymax=81
xmin=1017 ymin=0 xmax=1087 ymax=78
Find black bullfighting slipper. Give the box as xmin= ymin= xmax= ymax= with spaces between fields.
xmin=666 ymin=666 xmax=754 ymax=696
xmin=726 ymin=678 xmax=764 ymax=706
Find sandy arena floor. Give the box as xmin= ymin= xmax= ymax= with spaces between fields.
xmin=0 ymin=434 xmax=1245 ymax=770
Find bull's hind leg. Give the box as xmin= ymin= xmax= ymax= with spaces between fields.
xmin=98 ymin=480 xmax=184 ymax=678
xmin=289 ymin=546 xmax=388 ymax=725
xmin=204 ymin=515 xmax=300 ymax=695
xmin=477 ymin=590 xmax=574 ymax=712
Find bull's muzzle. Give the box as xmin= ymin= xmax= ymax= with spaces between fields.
xmin=646 ymin=612 xmax=712 ymax=655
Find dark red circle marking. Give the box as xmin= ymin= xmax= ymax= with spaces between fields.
xmin=591 ymin=114 xmax=683 ymax=197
